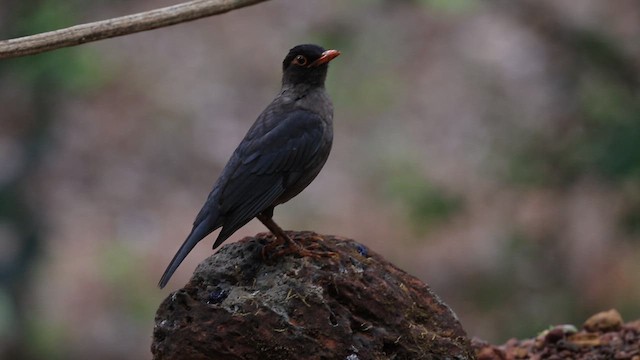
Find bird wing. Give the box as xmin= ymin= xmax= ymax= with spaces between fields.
xmin=211 ymin=109 xmax=329 ymax=248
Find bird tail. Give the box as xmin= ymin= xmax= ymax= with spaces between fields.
xmin=158 ymin=220 xmax=214 ymax=288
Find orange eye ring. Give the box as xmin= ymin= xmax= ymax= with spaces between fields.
xmin=293 ymin=55 xmax=308 ymax=66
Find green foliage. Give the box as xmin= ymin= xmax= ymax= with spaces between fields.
xmin=384 ymin=163 xmax=462 ymax=235
xmin=12 ymin=0 xmax=75 ymax=35
xmin=1 ymin=0 xmax=107 ymax=92
xmin=505 ymin=30 xmax=640 ymax=187
xmin=6 ymin=49 xmax=107 ymax=92
xmin=620 ymin=186 xmax=640 ymax=236
xmin=418 ymin=0 xmax=476 ymax=13
xmin=578 ymin=75 xmax=640 ymax=181
xmin=26 ymin=318 xmax=68 ymax=360
xmin=505 ymin=139 xmax=564 ymax=187
xmin=461 ymin=231 xmax=591 ymax=340
xmin=99 ymin=241 xmax=162 ymax=323
xmin=0 ymin=290 xmax=12 ymax=338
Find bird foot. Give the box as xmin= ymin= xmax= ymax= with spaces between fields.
xmin=261 ymin=234 xmax=337 ymax=260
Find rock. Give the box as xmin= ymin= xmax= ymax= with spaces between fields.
xmin=583 ymin=309 xmax=623 ymax=333
xmin=151 ymin=231 xmax=474 ymax=360
xmin=471 ymin=310 xmax=640 ymax=360
xmin=471 ymin=339 xmax=506 ymax=360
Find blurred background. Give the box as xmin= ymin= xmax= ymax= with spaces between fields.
xmin=1 ymin=0 xmax=639 ymax=358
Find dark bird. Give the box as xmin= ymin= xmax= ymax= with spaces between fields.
xmin=159 ymin=44 xmax=340 ymax=288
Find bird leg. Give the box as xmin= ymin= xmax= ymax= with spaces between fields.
xmin=256 ymin=213 xmax=335 ymax=259
xmin=256 ymin=212 xmax=296 ymax=251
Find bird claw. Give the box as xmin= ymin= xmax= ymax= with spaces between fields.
xmin=261 ymin=235 xmax=337 ymax=261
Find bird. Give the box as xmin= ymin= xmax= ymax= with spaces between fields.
xmin=158 ymin=44 xmax=340 ymax=288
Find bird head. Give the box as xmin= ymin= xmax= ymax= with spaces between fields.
xmin=282 ymin=44 xmax=340 ymax=88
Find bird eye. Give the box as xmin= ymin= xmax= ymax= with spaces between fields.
xmin=293 ymin=55 xmax=308 ymax=66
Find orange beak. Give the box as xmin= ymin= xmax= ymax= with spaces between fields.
xmin=309 ymin=49 xmax=341 ymax=67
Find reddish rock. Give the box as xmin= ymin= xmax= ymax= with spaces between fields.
xmin=471 ymin=311 xmax=640 ymax=360
xmin=583 ymin=309 xmax=623 ymax=333
xmin=151 ymin=231 xmax=474 ymax=360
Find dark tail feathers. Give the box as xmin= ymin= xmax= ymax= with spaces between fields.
xmin=158 ymin=220 xmax=214 ymax=288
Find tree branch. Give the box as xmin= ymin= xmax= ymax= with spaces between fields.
xmin=0 ymin=0 xmax=270 ymax=59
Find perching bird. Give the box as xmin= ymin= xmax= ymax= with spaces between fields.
xmin=159 ymin=44 xmax=340 ymax=288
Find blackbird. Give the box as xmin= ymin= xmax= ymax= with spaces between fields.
xmin=159 ymin=44 xmax=340 ymax=288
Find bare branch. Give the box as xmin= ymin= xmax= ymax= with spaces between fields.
xmin=0 ymin=0 xmax=270 ymax=59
